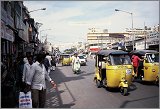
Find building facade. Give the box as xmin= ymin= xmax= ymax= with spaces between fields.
xmin=87 ymin=30 xmax=129 ymax=51
xmin=1 ymin=1 xmax=39 ymax=108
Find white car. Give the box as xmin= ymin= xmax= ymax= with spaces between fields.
xmin=78 ymin=55 xmax=86 ymax=66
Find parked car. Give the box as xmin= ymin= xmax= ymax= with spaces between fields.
xmin=78 ymin=55 xmax=86 ymax=66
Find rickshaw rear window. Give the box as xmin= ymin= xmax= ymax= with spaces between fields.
xmin=146 ymin=53 xmax=159 ymax=63
xmin=110 ymin=55 xmax=131 ymax=65
xmin=63 ymin=55 xmax=70 ymax=58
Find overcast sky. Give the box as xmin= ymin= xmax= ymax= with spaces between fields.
xmin=23 ymin=1 xmax=159 ymax=45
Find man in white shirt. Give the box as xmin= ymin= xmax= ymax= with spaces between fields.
xmin=22 ymin=55 xmax=33 ymax=92
xmin=26 ymin=54 xmax=56 ymax=108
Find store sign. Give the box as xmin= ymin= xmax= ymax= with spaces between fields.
xmin=1 ymin=8 xmax=7 ymax=22
xmin=21 ymin=20 xmax=29 ymax=42
xmin=147 ymin=40 xmax=159 ymax=45
xmin=1 ymin=21 xmax=6 ymax=39
xmin=136 ymin=40 xmax=145 ymax=50
xmin=125 ymin=41 xmax=133 ymax=46
xmin=6 ymin=27 xmax=14 ymax=42
xmin=6 ymin=14 xmax=14 ymax=27
xmin=6 ymin=14 xmax=14 ymax=42
xmin=1 ymin=20 xmax=14 ymax=42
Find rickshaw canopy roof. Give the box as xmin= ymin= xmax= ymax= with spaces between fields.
xmin=97 ymin=50 xmax=128 ymax=56
xmin=130 ymin=50 xmax=158 ymax=56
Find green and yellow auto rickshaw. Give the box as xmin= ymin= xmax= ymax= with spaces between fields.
xmin=130 ymin=50 xmax=159 ymax=85
xmin=60 ymin=54 xmax=71 ymax=66
xmin=94 ymin=50 xmax=133 ymax=96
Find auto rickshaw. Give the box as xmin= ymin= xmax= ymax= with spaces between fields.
xmin=130 ymin=50 xmax=159 ymax=85
xmin=60 ymin=54 xmax=71 ymax=66
xmin=94 ymin=50 xmax=133 ymax=96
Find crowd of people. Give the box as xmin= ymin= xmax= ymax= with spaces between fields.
xmin=1 ymin=52 xmax=59 ymax=108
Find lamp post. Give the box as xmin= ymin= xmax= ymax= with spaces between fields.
xmin=28 ymin=8 xmax=46 ymax=13
xmin=115 ymin=9 xmax=134 ymax=50
xmin=40 ymin=29 xmax=51 ymax=42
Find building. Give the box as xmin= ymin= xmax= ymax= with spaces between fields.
xmin=1 ymin=1 xmax=39 ymax=108
xmin=87 ymin=29 xmax=129 ymax=52
xmin=125 ymin=25 xmax=159 ymax=51
xmin=146 ymin=24 xmax=159 ymax=51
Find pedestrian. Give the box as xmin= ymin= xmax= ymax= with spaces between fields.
xmin=51 ymin=55 xmax=56 ymax=71
xmin=22 ymin=55 xmax=33 ymax=92
xmin=26 ymin=53 xmax=56 ymax=108
xmin=131 ymin=54 xmax=143 ymax=78
xmin=72 ymin=53 xmax=81 ymax=73
xmin=23 ymin=52 xmax=31 ymax=64
xmin=44 ymin=53 xmax=51 ymax=74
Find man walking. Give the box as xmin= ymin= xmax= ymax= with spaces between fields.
xmin=26 ymin=54 xmax=56 ymax=108
xmin=131 ymin=54 xmax=142 ymax=78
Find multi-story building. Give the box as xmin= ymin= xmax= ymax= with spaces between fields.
xmin=146 ymin=24 xmax=159 ymax=51
xmin=87 ymin=29 xmax=129 ymax=52
xmin=125 ymin=25 xmax=159 ymax=51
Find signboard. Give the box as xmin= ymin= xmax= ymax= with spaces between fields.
xmin=109 ymin=33 xmax=125 ymax=38
xmin=147 ymin=40 xmax=159 ymax=45
xmin=5 ymin=14 xmax=14 ymax=42
xmin=89 ymin=48 xmax=100 ymax=52
xmin=6 ymin=14 xmax=14 ymax=27
xmin=6 ymin=27 xmax=14 ymax=42
xmin=1 ymin=21 xmax=6 ymax=39
xmin=21 ymin=20 xmax=29 ymax=42
xmin=1 ymin=20 xmax=14 ymax=42
xmin=125 ymin=41 xmax=133 ymax=46
xmin=1 ymin=8 xmax=7 ymax=22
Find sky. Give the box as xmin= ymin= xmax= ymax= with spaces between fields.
xmin=23 ymin=1 xmax=159 ymax=46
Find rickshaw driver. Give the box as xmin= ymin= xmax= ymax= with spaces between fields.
xmin=131 ymin=55 xmax=143 ymax=78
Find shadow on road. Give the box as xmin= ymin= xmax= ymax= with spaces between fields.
xmin=45 ymin=65 xmax=94 ymax=108
xmin=103 ymin=83 xmax=137 ymax=95
xmin=132 ymin=79 xmax=158 ymax=86
xmin=119 ymin=95 xmax=159 ymax=108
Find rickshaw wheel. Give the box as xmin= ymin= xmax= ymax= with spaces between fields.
xmin=120 ymin=87 xmax=128 ymax=96
xmin=96 ymin=80 xmax=101 ymax=88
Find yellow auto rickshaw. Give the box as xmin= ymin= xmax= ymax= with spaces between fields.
xmin=60 ymin=54 xmax=71 ymax=66
xmin=130 ymin=50 xmax=159 ymax=85
xmin=94 ymin=50 xmax=133 ymax=96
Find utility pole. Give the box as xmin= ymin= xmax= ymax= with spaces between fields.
xmin=144 ymin=22 xmax=146 ymax=49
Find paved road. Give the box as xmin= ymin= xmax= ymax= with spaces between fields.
xmin=45 ymin=59 xmax=159 ymax=108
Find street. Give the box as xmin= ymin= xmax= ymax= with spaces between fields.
xmin=45 ymin=59 xmax=159 ymax=108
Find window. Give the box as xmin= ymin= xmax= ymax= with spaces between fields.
xmin=146 ymin=54 xmax=159 ymax=63
xmin=110 ymin=55 xmax=131 ymax=65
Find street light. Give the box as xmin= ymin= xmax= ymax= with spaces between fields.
xmin=28 ymin=8 xmax=46 ymax=13
xmin=115 ymin=9 xmax=134 ymax=50
xmin=40 ymin=29 xmax=51 ymax=42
